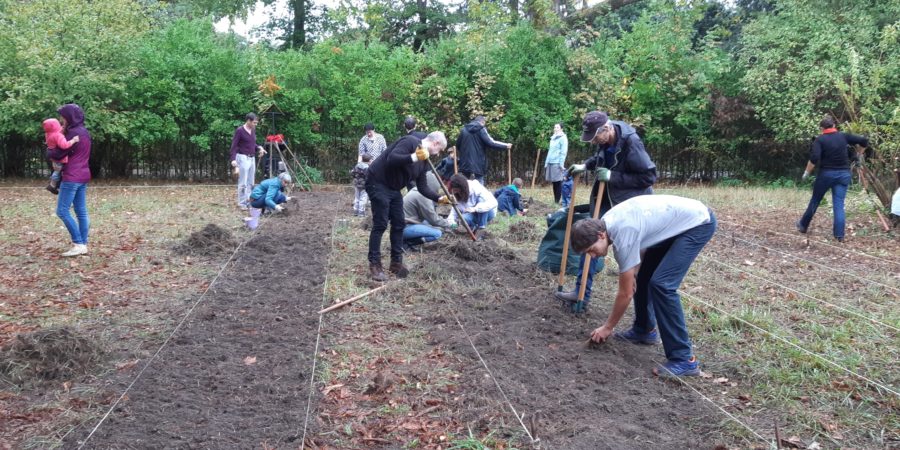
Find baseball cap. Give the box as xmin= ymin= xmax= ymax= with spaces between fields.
xmin=580 ymin=111 xmax=609 ymax=142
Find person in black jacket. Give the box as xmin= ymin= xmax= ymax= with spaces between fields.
xmin=455 ymin=116 xmax=512 ymax=184
xmin=366 ymin=131 xmax=450 ymax=281
xmin=555 ymin=111 xmax=657 ymax=313
xmin=797 ymin=116 xmax=868 ymax=242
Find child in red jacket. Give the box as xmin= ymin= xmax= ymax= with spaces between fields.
xmin=43 ymin=118 xmax=79 ymax=195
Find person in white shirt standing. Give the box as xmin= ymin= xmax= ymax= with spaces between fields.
xmin=571 ymin=195 xmax=717 ymax=378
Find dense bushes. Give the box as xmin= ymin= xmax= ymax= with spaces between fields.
xmin=0 ymin=0 xmax=896 ymax=182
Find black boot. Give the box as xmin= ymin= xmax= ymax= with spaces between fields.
xmin=370 ymin=262 xmax=388 ymax=282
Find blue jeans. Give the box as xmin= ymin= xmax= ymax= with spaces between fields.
xmin=463 ymin=209 xmax=496 ymax=229
xmin=799 ymin=169 xmax=851 ymax=239
xmin=632 ymin=211 xmax=717 ymax=362
xmin=403 ymin=223 xmax=442 ymax=244
xmin=57 ymin=182 xmax=89 ymax=245
xmin=250 ymin=193 xmax=286 ymax=212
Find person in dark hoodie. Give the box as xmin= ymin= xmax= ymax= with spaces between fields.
xmin=366 ymin=131 xmax=450 ymax=282
xmin=555 ymin=111 xmax=657 ymax=313
xmin=455 ymin=116 xmax=512 ymax=184
xmin=796 ymin=115 xmax=868 ymax=242
xmin=52 ymin=104 xmax=92 ymax=257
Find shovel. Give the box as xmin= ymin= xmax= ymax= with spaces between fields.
xmin=577 ymin=181 xmax=606 ymax=301
xmin=426 ymin=158 xmax=478 ymax=241
xmin=556 ymin=173 xmax=581 ymax=292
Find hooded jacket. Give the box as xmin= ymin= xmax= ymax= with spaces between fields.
xmin=583 ymin=120 xmax=656 ymax=206
xmin=54 ymin=104 xmax=92 ymax=183
xmin=455 ymin=119 xmax=509 ymax=177
xmin=493 ymin=184 xmax=524 ymax=216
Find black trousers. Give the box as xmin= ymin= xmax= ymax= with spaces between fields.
xmin=552 ymin=181 xmax=562 ymax=203
xmin=366 ymin=182 xmax=405 ymax=264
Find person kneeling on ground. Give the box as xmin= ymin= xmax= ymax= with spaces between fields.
xmin=571 ymin=195 xmax=716 ymax=378
xmin=494 ymin=177 xmax=528 ymax=217
xmin=403 ymin=171 xmax=455 ymax=251
xmin=250 ymin=172 xmax=292 ymax=213
xmin=447 ymin=174 xmax=498 ymax=239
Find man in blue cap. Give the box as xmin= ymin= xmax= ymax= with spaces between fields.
xmin=555 ymin=111 xmax=657 ymax=313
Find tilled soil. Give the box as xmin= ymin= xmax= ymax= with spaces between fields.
xmin=65 ymin=192 xmax=341 ymax=449
xmin=425 ymin=234 xmax=721 ymax=449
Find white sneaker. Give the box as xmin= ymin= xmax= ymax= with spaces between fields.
xmin=62 ymin=244 xmax=88 ymax=257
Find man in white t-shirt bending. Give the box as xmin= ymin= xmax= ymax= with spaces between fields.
xmin=571 ymin=195 xmax=717 ymax=378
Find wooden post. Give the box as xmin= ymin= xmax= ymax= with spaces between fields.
xmin=507 ymin=145 xmax=512 ymax=185
xmin=531 ymin=148 xmax=541 ymax=191
xmin=577 ymin=182 xmax=606 ymax=301
xmin=557 ymin=174 xmax=580 ymax=291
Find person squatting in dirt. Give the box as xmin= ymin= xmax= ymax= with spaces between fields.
xmin=230 ymin=112 xmax=267 ymax=210
xmin=42 ymin=118 xmax=79 ymax=195
xmin=572 ymin=195 xmax=717 ymax=378
xmin=350 ymin=154 xmax=372 ymax=217
xmin=249 ymin=172 xmax=292 ymax=213
xmin=494 ymin=178 xmax=528 ymax=217
xmin=796 ymin=115 xmax=869 ymax=242
xmin=366 ymin=131 xmax=449 ymax=282
xmin=402 ymin=171 xmax=456 ymax=251
xmin=446 ymin=174 xmax=499 ymax=240
xmin=556 ymin=111 xmax=657 ymax=313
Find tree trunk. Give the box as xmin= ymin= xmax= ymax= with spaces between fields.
xmin=291 ymin=0 xmax=306 ymax=49
xmin=412 ymin=0 xmax=427 ymax=52
xmin=510 ymin=0 xmax=519 ymax=24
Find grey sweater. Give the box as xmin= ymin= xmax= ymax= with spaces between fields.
xmin=403 ymin=172 xmax=452 ymax=229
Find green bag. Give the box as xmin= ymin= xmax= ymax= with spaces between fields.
xmin=537 ymin=204 xmax=591 ymax=276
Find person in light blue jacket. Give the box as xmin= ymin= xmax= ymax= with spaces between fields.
xmin=544 ymin=123 xmax=568 ymax=204
xmin=250 ymin=172 xmax=292 ymax=212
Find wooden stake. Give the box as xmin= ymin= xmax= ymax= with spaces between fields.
xmin=531 ymin=148 xmax=541 ymax=191
xmin=452 ymin=147 xmax=458 ymax=175
xmin=319 ymin=285 xmax=388 ymax=314
xmin=507 ymin=145 xmax=512 ymax=185
xmin=557 ymin=174 xmax=580 ymax=291
xmin=577 ymin=181 xmax=606 ymax=301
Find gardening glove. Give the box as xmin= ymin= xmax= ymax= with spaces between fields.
xmin=802 ymin=170 xmax=810 ymax=180
xmin=274 ymin=205 xmax=284 ymax=212
xmin=413 ymin=147 xmax=429 ymax=161
xmin=438 ymin=195 xmax=454 ymax=205
xmin=595 ymin=167 xmax=611 ymax=182
xmin=449 ymin=223 xmax=458 ymax=230
xmin=567 ymin=164 xmax=586 ymax=176
xmin=231 ymin=160 xmax=238 ymax=168
xmin=285 ymin=196 xmax=292 ymax=201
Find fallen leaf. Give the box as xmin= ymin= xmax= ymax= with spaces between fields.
xmin=116 ymin=360 xmax=140 ymax=371
xmin=712 ymin=377 xmax=729 ymax=384
xmin=243 ymin=356 xmax=257 ymax=365
xmin=743 ymin=260 xmax=755 ymax=266
xmin=779 ymin=435 xmax=805 ymax=448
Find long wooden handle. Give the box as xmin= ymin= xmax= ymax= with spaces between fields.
xmin=531 ymin=149 xmax=541 ymax=191
xmin=427 ymin=158 xmax=478 ymax=241
xmin=577 ymin=181 xmax=606 ymax=301
xmin=557 ymin=174 xmax=580 ymax=289
xmin=319 ymin=285 xmax=388 ymax=314
xmin=507 ymin=146 xmax=512 ymax=185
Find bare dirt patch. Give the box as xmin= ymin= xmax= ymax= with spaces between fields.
xmin=64 ymin=191 xmax=342 ymax=448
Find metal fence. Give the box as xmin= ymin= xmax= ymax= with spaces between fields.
xmin=1 ymin=133 xmax=808 ymax=184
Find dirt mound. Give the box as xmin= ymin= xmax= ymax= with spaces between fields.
xmin=506 ymin=220 xmax=541 ymax=243
xmin=174 ymin=224 xmax=238 ymax=256
xmin=443 ymin=238 xmax=519 ymax=262
xmin=0 ymin=327 xmax=103 ymax=384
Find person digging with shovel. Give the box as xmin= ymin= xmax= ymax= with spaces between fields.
xmin=555 ymin=111 xmax=657 ymax=314
xmin=572 ymin=195 xmax=717 ymax=378
xmin=366 ymin=131 xmax=449 ymax=282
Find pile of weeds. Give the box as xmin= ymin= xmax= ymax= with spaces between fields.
xmin=0 ymin=327 xmax=104 ymax=385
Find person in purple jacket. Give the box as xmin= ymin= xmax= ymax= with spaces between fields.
xmin=52 ymin=104 xmax=92 ymax=257
xmin=229 ymin=113 xmax=267 ymax=210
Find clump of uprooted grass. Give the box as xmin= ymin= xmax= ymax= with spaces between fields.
xmin=0 ymin=326 xmax=104 ymax=385
xmin=173 ymin=223 xmax=238 ymax=256
xmin=506 ymin=219 xmax=541 ymax=243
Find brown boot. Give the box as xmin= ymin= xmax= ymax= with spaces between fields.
xmin=388 ymin=261 xmax=409 ymax=278
xmin=370 ymin=262 xmax=388 ymax=282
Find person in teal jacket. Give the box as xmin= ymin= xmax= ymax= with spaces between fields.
xmin=544 ymin=123 xmax=568 ymax=204
xmin=494 ymin=178 xmax=528 ymax=216
xmin=250 ymin=172 xmax=292 ymax=212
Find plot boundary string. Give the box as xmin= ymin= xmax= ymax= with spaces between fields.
xmin=698 ymin=255 xmax=899 ymax=333
xmin=77 ymin=219 xmax=260 ymax=448
xmin=680 ymin=291 xmax=899 ymax=398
